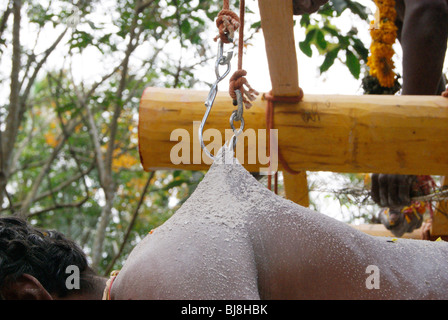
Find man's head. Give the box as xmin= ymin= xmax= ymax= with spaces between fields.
xmin=0 ymin=216 xmax=105 ymax=300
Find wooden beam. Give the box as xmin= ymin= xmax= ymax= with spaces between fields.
xmin=138 ymin=87 xmax=448 ymax=175
xmin=351 ymin=224 xmax=423 ymax=239
xmin=257 ymin=0 xmax=299 ymax=96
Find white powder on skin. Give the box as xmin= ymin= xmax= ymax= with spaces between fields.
xmin=115 ymin=145 xmax=448 ymax=299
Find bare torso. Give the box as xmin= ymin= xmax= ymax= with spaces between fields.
xmin=112 ymin=160 xmax=448 ymax=300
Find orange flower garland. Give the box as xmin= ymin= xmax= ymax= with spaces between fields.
xmin=366 ymin=0 xmax=398 ymax=88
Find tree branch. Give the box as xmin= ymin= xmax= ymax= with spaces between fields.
xmin=1 ymin=0 xmax=21 ymax=208
xmin=0 ymin=1 xmax=12 ymax=43
xmin=17 ymin=117 xmax=82 ymax=218
xmin=27 ymin=196 xmax=90 ymax=218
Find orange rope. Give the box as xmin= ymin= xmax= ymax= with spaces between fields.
xmin=216 ymin=0 xmax=258 ymax=108
xmin=215 ymin=0 xmax=239 ymax=44
xmin=263 ymin=90 xmax=304 ymax=191
xmin=237 ymin=0 xmax=244 ymax=71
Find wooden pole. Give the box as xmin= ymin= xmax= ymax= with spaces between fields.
xmin=432 ymin=176 xmax=448 ymax=237
xmin=257 ymin=0 xmax=309 ymax=206
xmin=257 ymin=0 xmax=299 ymax=96
xmin=283 ymin=171 xmax=309 ymax=207
xmin=138 ymin=87 xmax=448 ymax=175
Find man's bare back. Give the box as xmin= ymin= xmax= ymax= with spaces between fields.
xmin=111 ymin=155 xmax=448 ymax=300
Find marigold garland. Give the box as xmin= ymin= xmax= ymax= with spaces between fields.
xmin=365 ymin=0 xmax=400 ymax=90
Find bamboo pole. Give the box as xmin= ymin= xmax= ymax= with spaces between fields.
xmin=138 ymin=87 xmax=448 ymax=175
xmin=257 ymin=0 xmax=299 ymax=96
xmin=432 ymin=176 xmax=448 ymax=237
xmin=257 ymin=0 xmax=309 ymax=206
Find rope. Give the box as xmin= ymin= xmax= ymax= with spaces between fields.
xmin=215 ymin=0 xmax=258 ymax=108
xmin=233 ymin=0 xmax=259 ymax=109
xmin=215 ymin=0 xmax=239 ymax=44
xmin=263 ymin=90 xmax=304 ymax=191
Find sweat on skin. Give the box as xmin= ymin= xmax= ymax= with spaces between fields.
xmin=111 ymin=146 xmax=448 ymax=299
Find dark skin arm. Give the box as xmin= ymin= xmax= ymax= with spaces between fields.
xmin=371 ymin=0 xmax=448 ymax=208
xmin=396 ymin=0 xmax=448 ymax=95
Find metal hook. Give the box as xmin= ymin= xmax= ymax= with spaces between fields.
xmin=227 ymin=89 xmax=245 ymax=151
xmin=200 ymin=40 xmax=234 ymax=160
xmin=205 ymin=41 xmax=233 ymax=109
xmin=229 ymin=110 xmax=244 ymax=149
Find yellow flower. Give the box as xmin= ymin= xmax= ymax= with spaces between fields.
xmin=44 ymin=132 xmax=59 ymax=147
xmin=367 ymin=0 xmax=398 ymax=88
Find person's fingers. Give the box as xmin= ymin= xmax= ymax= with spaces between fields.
xmin=387 ymin=175 xmax=400 ymax=207
xmin=378 ymin=174 xmax=389 ymax=207
xmin=372 ymin=174 xmax=416 ymax=207
xmin=442 ymin=86 xmax=448 ymax=97
xmin=396 ymin=174 xmax=412 ymax=206
xmin=371 ymin=173 xmax=381 ymax=204
xmin=399 ymin=175 xmax=417 ymax=205
xmin=388 ymin=207 xmax=401 ymax=224
xmin=398 ymin=175 xmax=412 ymax=205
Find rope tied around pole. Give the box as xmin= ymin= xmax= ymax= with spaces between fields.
xmin=263 ymin=89 xmax=304 ymax=190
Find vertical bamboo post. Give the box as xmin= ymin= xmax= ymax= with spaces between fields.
xmin=431 ymin=176 xmax=448 ymax=237
xmin=258 ymin=0 xmax=309 ymax=206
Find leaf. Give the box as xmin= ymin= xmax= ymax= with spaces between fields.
xmin=315 ymin=30 xmax=327 ymax=50
xmin=352 ymin=38 xmax=369 ymax=62
xmin=87 ymin=21 xmax=103 ymax=30
xmin=299 ymin=29 xmax=317 ymax=57
xmin=346 ymin=49 xmax=360 ymax=79
xmin=346 ymin=1 xmax=369 ymax=20
xmin=320 ymin=47 xmax=340 ymax=74
xmin=322 ymin=24 xmax=340 ymax=37
xmin=331 ymin=0 xmax=348 ymax=14
xmin=300 ymin=14 xmax=310 ymax=28
xmin=250 ymin=21 xmax=261 ymax=29
xmin=318 ymin=3 xmax=334 ymax=17
xmin=180 ymin=20 xmax=191 ymax=34
xmin=299 ymin=41 xmax=312 ymax=57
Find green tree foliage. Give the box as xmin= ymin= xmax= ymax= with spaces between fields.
xmin=298 ymin=0 xmax=370 ymax=79
xmin=0 ymin=0 xmax=379 ymax=275
xmin=0 ymin=0 xmax=217 ymax=274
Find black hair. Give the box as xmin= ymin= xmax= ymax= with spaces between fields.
xmin=0 ymin=216 xmax=98 ymax=298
